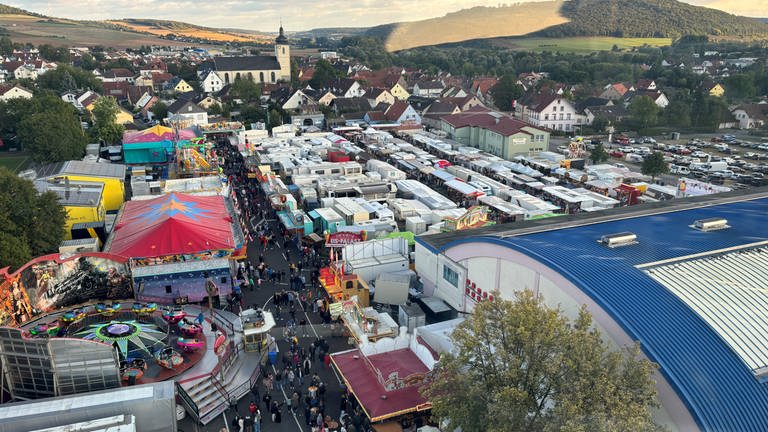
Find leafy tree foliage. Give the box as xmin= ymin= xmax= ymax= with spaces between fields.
xmin=230 ymin=79 xmax=262 ymax=103
xmin=641 ymin=151 xmax=669 ymax=180
xmin=17 ymin=97 xmax=86 ymax=163
xmin=0 ymin=36 xmax=12 ymax=56
xmin=151 ymin=101 xmax=168 ymax=121
xmin=0 ymin=167 xmax=67 ymax=271
xmin=37 ymin=44 xmax=71 ymax=63
xmin=309 ymin=59 xmax=345 ymax=89
xmin=91 ymin=96 xmax=124 ymax=145
xmin=723 ymin=74 xmax=757 ymax=101
xmin=207 ymin=102 xmax=222 ymax=116
xmin=36 ymin=64 xmax=102 ymax=93
xmin=490 ymin=74 xmax=524 ymax=111
xmin=422 ymin=291 xmax=662 ymax=432
xmin=629 ymin=96 xmax=660 ymax=132
xmin=590 ymin=142 xmax=610 ymax=164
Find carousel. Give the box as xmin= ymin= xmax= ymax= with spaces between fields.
xmin=21 ymin=301 xmax=207 ymax=384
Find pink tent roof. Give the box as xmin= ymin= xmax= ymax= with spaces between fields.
xmin=108 ymin=193 xmax=235 ymax=258
xmin=123 ymin=125 xmax=197 ymax=144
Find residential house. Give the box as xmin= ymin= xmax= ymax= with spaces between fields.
xmin=326 ymin=78 xmax=365 ymax=98
xmin=635 ymin=79 xmax=657 ymax=91
xmin=100 ymin=68 xmax=135 ymax=83
xmin=421 ymin=100 xmax=460 ymax=129
xmin=441 ymin=86 xmax=468 ymax=98
xmin=0 ymin=84 xmax=33 ymax=101
xmin=583 ymin=105 xmax=628 ymax=131
xmin=703 ymin=82 xmax=725 ymax=97
xmin=200 ymin=71 xmax=224 ymax=93
xmin=212 ymin=27 xmax=292 ymax=85
xmin=102 ymin=81 xmax=130 ymax=102
xmin=363 ymin=110 xmax=387 ymax=124
xmin=441 ymin=108 xmax=549 ymax=159
xmin=517 ymin=94 xmax=585 ymax=133
xmin=172 ymin=78 xmax=194 ymax=93
xmin=150 ymin=72 xmax=174 ymax=93
xmin=167 ymin=99 xmax=209 ymax=127
xmin=196 ymin=95 xmax=222 ymax=111
xmin=441 ymin=95 xmax=484 ymax=112
xmin=127 ymin=85 xmax=154 ymax=107
xmin=384 ymin=100 xmax=421 ymax=125
xmin=83 ymin=96 xmax=134 ymax=124
xmin=731 ymin=103 xmax=768 ymax=129
xmin=624 ymin=90 xmax=669 ymax=108
xmin=13 ymin=64 xmax=38 ymax=81
xmin=133 ymin=74 xmax=154 ymax=88
xmin=331 ymin=97 xmax=372 ymax=115
xmin=365 ymin=88 xmax=395 ymax=107
xmin=471 ymin=77 xmax=499 ymax=105
xmin=412 ymin=80 xmax=445 ymax=98
xmin=599 ymin=83 xmax=629 ymax=101
xmin=355 ymin=70 xmax=410 ymax=100
xmin=279 ymin=89 xmax=319 ymax=112
xmin=304 ymin=87 xmax=336 ymax=106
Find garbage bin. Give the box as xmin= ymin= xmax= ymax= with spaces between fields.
xmin=268 ymin=351 xmax=277 ymax=365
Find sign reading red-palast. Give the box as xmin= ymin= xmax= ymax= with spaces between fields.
xmin=324 ymin=231 xmax=366 ymax=247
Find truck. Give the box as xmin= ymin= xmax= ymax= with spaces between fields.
xmin=702 ymin=161 xmax=728 ymax=172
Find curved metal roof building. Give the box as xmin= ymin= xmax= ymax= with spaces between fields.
xmin=416 ymin=191 xmax=768 ymax=431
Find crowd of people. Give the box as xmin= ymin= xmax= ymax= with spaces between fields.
xmin=214 ymin=139 xmax=377 ymax=432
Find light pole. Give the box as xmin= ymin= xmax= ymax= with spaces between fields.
xmin=261 ymin=104 xmax=270 ymax=132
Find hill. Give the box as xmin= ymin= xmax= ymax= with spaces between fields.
xmin=364 ymin=1 xmax=569 ymax=52
xmin=359 ymin=0 xmax=768 ymax=52
xmin=106 ymin=18 xmax=274 ymax=43
xmin=536 ymin=0 xmax=768 ymax=38
xmin=0 ymin=2 xmax=273 ymax=48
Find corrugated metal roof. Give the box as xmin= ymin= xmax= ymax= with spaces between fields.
xmin=429 ymin=195 xmax=768 ymax=431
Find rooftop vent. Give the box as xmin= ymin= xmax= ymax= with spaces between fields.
xmin=692 ymin=218 xmax=729 ymax=232
xmin=598 ymin=232 xmax=638 ymax=248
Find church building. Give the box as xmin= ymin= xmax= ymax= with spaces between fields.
xmin=213 ymin=26 xmax=291 ymax=85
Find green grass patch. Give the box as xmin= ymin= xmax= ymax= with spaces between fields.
xmin=500 ymin=36 xmax=672 ymax=53
xmin=0 ymin=152 xmax=31 ymax=172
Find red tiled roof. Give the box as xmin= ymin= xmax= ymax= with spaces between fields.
xmin=471 ymin=77 xmax=499 ymax=94
xmin=365 ymin=111 xmax=386 ymax=121
xmin=331 ymin=348 xmax=429 ymax=422
xmin=611 ymin=83 xmax=628 ymax=95
xmin=385 ymin=100 xmax=410 ymax=122
xmin=151 ymin=72 xmax=173 ymax=84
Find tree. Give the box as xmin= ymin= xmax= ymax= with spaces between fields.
xmin=0 ymin=36 xmax=12 ymax=56
xmin=36 ymin=65 xmax=102 ymax=93
xmin=591 ymin=116 xmax=610 ymax=133
xmin=230 ymin=79 xmax=262 ymax=103
xmin=151 ymin=101 xmax=168 ymax=121
xmin=91 ymin=96 xmax=124 ymax=145
xmin=629 ymin=95 xmax=660 ymax=132
xmin=309 ymin=59 xmax=343 ymax=89
xmin=0 ymin=167 xmax=66 ymax=270
xmin=422 ymin=291 xmax=662 ymax=432
xmin=491 ymin=74 xmax=525 ymax=111
xmin=641 ymin=151 xmax=669 ymax=181
xmin=723 ymin=74 xmax=757 ymax=101
xmin=207 ymin=102 xmax=222 ymax=116
xmin=590 ymin=142 xmax=610 ymax=164
xmin=18 ymin=98 xmax=86 ymax=163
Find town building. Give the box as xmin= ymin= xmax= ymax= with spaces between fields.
xmin=212 ymin=26 xmax=291 ymax=85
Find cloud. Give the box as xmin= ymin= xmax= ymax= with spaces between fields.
xmin=3 ymin=0 xmax=765 ymax=32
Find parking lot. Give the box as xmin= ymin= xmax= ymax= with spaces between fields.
xmin=563 ymin=133 xmax=768 ymax=190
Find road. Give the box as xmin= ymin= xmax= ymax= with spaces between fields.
xmin=178 ymin=145 xmax=360 ymax=432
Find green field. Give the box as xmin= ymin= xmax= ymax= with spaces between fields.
xmin=0 ymin=152 xmax=31 ymax=172
xmin=496 ymin=36 xmax=673 ymax=53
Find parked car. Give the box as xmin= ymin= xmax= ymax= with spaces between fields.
xmin=609 ymin=150 xmax=625 ymax=158
xmin=691 ymin=151 xmax=709 ymax=158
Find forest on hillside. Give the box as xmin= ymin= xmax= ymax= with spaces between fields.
xmin=537 ymin=0 xmax=768 ymax=38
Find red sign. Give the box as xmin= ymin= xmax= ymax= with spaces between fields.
xmin=325 ymin=231 xmax=366 ymax=247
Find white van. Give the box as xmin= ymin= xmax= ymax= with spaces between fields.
xmin=626 ymin=153 xmax=645 ymax=163
xmin=670 ymin=165 xmax=690 ymax=175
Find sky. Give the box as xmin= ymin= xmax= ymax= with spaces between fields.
xmin=3 ymin=0 xmax=766 ymax=32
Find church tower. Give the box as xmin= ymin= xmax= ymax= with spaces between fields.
xmin=274 ymin=25 xmax=291 ymax=81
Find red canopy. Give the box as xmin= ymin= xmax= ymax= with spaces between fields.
xmin=332 ymin=348 xmax=429 ymax=422
xmin=108 ymin=193 xmax=235 ymax=258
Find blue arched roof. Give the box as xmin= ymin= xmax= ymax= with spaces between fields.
xmin=428 ymin=197 xmax=768 ymax=432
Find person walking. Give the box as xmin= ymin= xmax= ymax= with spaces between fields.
xmin=252 ymin=408 xmax=262 ymax=432
xmin=249 ymin=401 xmax=257 ymax=417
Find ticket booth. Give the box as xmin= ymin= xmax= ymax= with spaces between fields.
xmin=240 ymin=308 xmax=275 ymax=352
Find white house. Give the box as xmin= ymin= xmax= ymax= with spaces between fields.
xmin=14 ymin=64 xmax=38 ymax=81
xmin=731 ymin=103 xmax=768 ymax=129
xmin=0 ymin=84 xmax=33 ymax=101
xmin=519 ymin=94 xmax=585 ymax=133
xmin=281 ymin=89 xmax=318 ymax=111
xmin=167 ymin=99 xmax=209 ymax=127
xmin=384 ymin=101 xmax=421 ymax=125
xmin=412 ymin=80 xmax=445 ymax=98
xmin=200 ymin=71 xmax=224 ymax=94
xmin=327 ymin=78 xmax=365 ymax=98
